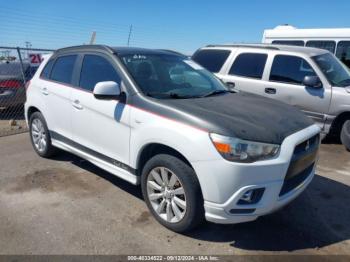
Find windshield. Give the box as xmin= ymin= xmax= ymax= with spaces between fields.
xmin=119 ymin=53 xmax=228 ymax=98
xmin=312 ymin=53 xmax=350 ymax=87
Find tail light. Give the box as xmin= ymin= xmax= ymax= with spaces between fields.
xmin=0 ymin=80 xmax=23 ymax=88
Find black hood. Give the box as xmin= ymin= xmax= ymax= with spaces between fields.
xmin=131 ymin=91 xmax=314 ymax=144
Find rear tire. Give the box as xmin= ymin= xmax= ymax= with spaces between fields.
xmin=29 ymin=112 xmax=57 ymax=158
xmin=341 ymin=120 xmax=350 ymax=152
xmin=141 ymin=154 xmax=204 ymax=232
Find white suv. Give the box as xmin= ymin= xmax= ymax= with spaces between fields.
xmin=193 ymin=44 xmax=350 ymax=150
xmin=25 ymin=45 xmax=320 ymax=232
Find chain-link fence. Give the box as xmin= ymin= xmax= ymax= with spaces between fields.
xmin=0 ymin=46 xmax=54 ymax=136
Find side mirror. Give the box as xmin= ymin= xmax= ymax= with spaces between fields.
xmin=302 ymin=76 xmax=322 ymax=89
xmin=93 ymin=81 xmax=121 ymax=100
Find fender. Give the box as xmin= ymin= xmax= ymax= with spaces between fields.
xmin=128 ymin=105 xmax=221 ymax=170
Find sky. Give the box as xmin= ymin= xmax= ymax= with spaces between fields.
xmin=1 ymin=0 xmax=350 ymax=54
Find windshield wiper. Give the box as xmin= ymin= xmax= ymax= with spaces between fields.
xmin=146 ymin=92 xmax=194 ymax=99
xmin=201 ymin=89 xmax=228 ymax=97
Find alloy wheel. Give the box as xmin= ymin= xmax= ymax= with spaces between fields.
xmin=31 ymin=118 xmax=47 ymax=152
xmin=146 ymin=167 xmax=187 ymax=223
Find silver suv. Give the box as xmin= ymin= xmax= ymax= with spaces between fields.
xmin=192 ymin=44 xmax=350 ymax=151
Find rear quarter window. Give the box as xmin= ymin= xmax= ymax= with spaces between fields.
xmin=192 ymin=49 xmax=231 ymax=73
xmin=40 ymin=59 xmax=54 ymax=79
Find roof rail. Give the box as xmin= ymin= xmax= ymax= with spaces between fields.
xmin=205 ymin=44 xmax=280 ymax=50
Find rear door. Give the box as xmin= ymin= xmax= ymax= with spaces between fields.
xmin=220 ymin=51 xmax=269 ymax=95
xmin=41 ymin=55 xmax=78 ymax=140
xmin=70 ymin=53 xmax=131 ymax=167
xmin=264 ymin=54 xmax=331 ymax=128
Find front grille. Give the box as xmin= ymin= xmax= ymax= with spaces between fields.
xmin=293 ymin=134 xmax=319 ymax=156
xmin=279 ymin=134 xmax=319 ymax=197
xmin=279 ymin=163 xmax=314 ymax=196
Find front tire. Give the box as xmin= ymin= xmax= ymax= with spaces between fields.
xmin=29 ymin=112 xmax=57 ymax=158
xmin=341 ymin=120 xmax=350 ymax=152
xmin=141 ymin=154 xmax=204 ymax=232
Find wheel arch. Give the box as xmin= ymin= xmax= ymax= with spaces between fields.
xmin=136 ymin=143 xmax=194 ymax=177
xmin=27 ymin=106 xmax=41 ymax=120
xmin=330 ymin=111 xmax=350 ymax=137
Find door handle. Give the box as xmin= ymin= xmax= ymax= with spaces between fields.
xmin=72 ymin=99 xmax=83 ymax=110
xmin=41 ymin=87 xmax=49 ymax=95
xmin=265 ymin=87 xmax=276 ymax=94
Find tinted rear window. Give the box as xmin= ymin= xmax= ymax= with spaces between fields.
xmin=229 ymin=53 xmax=267 ymax=79
xmin=192 ymin=49 xmax=230 ymax=73
xmin=40 ymin=59 xmax=54 ymax=79
xmin=272 ymin=40 xmax=305 ymax=46
xmin=50 ymin=55 xmax=77 ymax=84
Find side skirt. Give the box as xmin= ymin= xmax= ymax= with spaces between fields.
xmin=51 ymin=134 xmax=139 ymax=185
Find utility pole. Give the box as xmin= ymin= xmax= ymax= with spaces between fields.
xmin=25 ymin=41 xmax=32 ymax=57
xmin=127 ymin=25 xmax=133 ymax=46
xmin=90 ymin=31 xmax=96 ymax=44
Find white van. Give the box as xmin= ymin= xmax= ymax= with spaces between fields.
xmin=262 ymin=25 xmax=350 ymax=69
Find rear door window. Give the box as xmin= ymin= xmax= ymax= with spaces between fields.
xmin=270 ymin=55 xmax=316 ymax=85
xmin=79 ymin=55 xmax=121 ymax=91
xmin=229 ymin=53 xmax=267 ymax=79
xmin=192 ymin=49 xmax=231 ymax=73
xmin=306 ymin=41 xmax=336 ymax=53
xmin=50 ymin=55 xmax=77 ymax=85
xmin=336 ymin=41 xmax=350 ymax=68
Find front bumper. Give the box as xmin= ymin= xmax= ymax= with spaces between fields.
xmin=191 ymin=124 xmax=320 ymax=224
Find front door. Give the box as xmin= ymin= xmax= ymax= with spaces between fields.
xmin=264 ymin=54 xmax=331 ymax=129
xmin=70 ymin=53 xmax=131 ymax=167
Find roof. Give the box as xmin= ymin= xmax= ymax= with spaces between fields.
xmin=264 ymin=25 xmax=350 ymax=39
xmin=55 ymin=44 xmax=114 ymax=54
xmin=55 ymin=45 xmax=185 ymax=57
xmin=202 ymin=43 xmax=329 ymax=56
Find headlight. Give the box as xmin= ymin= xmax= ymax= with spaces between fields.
xmin=210 ymin=133 xmax=280 ymax=163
